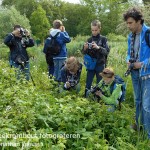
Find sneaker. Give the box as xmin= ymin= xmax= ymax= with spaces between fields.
xmin=130 ymin=123 xmax=138 ymax=131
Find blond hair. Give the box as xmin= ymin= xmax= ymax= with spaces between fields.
xmin=53 ymin=20 xmax=63 ymax=29
xmin=65 ymin=56 xmax=80 ymax=72
xmin=91 ymin=20 xmax=101 ymax=29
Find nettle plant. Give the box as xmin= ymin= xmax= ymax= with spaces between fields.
xmin=0 ymin=43 xmax=149 ymax=149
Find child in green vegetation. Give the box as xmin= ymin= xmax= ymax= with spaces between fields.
xmin=86 ymin=67 xmax=122 ymax=112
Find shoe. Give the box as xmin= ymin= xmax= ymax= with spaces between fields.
xmin=130 ymin=123 xmax=138 ymax=131
xmin=130 ymin=123 xmax=143 ymax=131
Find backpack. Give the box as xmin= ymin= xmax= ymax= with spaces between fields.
xmin=47 ymin=32 xmax=61 ymax=56
xmin=145 ymin=29 xmax=150 ymax=48
xmin=110 ymin=75 xmax=126 ymax=110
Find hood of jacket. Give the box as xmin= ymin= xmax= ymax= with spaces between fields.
xmin=50 ymin=29 xmax=61 ymax=37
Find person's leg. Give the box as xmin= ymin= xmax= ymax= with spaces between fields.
xmin=141 ymin=78 xmax=150 ymax=139
xmin=84 ymin=70 xmax=95 ymax=97
xmin=57 ymin=58 xmax=66 ymax=82
xmin=10 ymin=60 xmax=21 ymax=80
xmin=131 ymin=69 xmax=142 ymax=129
xmin=53 ymin=59 xmax=59 ymax=81
xmin=23 ymin=62 xmax=30 ymax=81
xmin=95 ymin=64 xmax=104 ymax=84
xmin=48 ymin=64 xmax=54 ymax=77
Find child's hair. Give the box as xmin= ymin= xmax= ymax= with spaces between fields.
xmin=53 ymin=20 xmax=63 ymax=29
xmin=91 ymin=20 xmax=101 ymax=29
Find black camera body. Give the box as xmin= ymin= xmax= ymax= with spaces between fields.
xmin=15 ymin=55 xmax=27 ymax=65
xmin=67 ymin=79 xmax=77 ymax=87
xmin=20 ymin=28 xmax=26 ymax=37
xmin=88 ymin=43 xmax=93 ymax=49
xmin=124 ymin=58 xmax=136 ymax=77
xmin=90 ymin=86 xmax=103 ymax=94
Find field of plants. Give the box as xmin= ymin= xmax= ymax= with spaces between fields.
xmin=0 ymin=35 xmax=150 ymax=150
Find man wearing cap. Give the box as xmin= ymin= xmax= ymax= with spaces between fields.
xmin=87 ymin=67 xmax=122 ymax=112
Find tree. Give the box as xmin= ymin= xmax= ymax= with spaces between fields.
xmin=0 ymin=6 xmax=30 ymax=40
xmin=30 ymin=5 xmax=50 ymax=42
xmin=2 ymin=0 xmax=37 ymax=19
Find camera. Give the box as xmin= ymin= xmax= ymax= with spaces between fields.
xmin=88 ymin=43 xmax=93 ymax=49
xmin=15 ymin=55 xmax=27 ymax=65
xmin=67 ymin=79 xmax=77 ymax=87
xmin=20 ymin=28 xmax=26 ymax=37
xmin=90 ymin=86 xmax=103 ymax=94
xmin=124 ymin=58 xmax=136 ymax=77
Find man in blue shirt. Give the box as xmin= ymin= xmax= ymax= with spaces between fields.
xmin=123 ymin=7 xmax=150 ymax=139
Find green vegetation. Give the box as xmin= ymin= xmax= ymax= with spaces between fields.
xmin=0 ymin=0 xmax=150 ymax=149
xmin=0 ymin=35 xmax=150 ymax=149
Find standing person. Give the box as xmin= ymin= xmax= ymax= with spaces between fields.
xmin=51 ymin=19 xmax=71 ymax=82
xmin=60 ymin=56 xmax=82 ymax=93
xmin=4 ymin=25 xmax=34 ymax=80
xmin=82 ymin=20 xmax=110 ymax=97
xmin=43 ymin=28 xmax=55 ymax=77
xmin=123 ymin=7 xmax=150 ymax=139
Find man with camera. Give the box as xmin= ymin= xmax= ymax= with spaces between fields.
xmin=123 ymin=7 xmax=150 ymax=139
xmin=50 ymin=19 xmax=71 ymax=82
xmin=4 ymin=25 xmax=34 ymax=80
xmin=82 ymin=20 xmax=110 ymax=97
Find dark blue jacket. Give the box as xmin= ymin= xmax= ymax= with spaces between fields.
xmin=4 ymin=33 xmax=34 ymax=61
xmin=61 ymin=63 xmax=82 ymax=88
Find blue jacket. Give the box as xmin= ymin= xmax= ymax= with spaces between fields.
xmin=43 ymin=29 xmax=71 ymax=59
xmin=127 ymin=24 xmax=150 ymax=77
xmin=4 ymin=33 xmax=34 ymax=61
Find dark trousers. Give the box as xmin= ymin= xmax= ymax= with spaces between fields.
xmin=85 ymin=64 xmax=105 ymax=95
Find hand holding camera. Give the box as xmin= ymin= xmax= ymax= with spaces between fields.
xmin=95 ymin=90 xmax=103 ymax=97
xmin=12 ymin=28 xmax=21 ymax=37
xmin=65 ymin=82 xmax=71 ymax=88
xmin=84 ymin=41 xmax=100 ymax=50
xmin=124 ymin=58 xmax=136 ymax=77
xmin=61 ymin=26 xmax=65 ymax=32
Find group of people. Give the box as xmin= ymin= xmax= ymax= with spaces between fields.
xmin=4 ymin=7 xmax=150 ymax=139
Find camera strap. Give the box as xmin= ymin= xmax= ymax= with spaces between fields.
xmin=130 ymin=33 xmax=140 ymax=61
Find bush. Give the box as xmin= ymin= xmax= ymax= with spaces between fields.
xmin=107 ymin=33 xmax=126 ymax=42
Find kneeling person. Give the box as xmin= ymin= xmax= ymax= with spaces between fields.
xmin=87 ymin=67 xmax=122 ymax=111
xmin=60 ymin=56 xmax=82 ymax=93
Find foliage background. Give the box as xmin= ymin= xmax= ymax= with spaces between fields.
xmin=0 ymin=0 xmax=150 ymax=149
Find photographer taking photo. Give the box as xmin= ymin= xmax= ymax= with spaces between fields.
xmin=82 ymin=20 xmax=110 ymax=97
xmin=86 ymin=67 xmax=122 ymax=112
xmin=60 ymin=56 xmax=82 ymax=93
xmin=4 ymin=24 xmax=34 ymax=80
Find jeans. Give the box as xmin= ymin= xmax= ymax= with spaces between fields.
xmin=141 ymin=78 xmax=150 ymax=139
xmin=53 ymin=58 xmax=66 ymax=81
xmin=131 ymin=69 xmax=150 ymax=139
xmin=85 ymin=64 xmax=105 ymax=94
xmin=10 ymin=60 xmax=30 ymax=81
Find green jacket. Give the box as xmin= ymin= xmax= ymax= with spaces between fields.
xmin=96 ymin=79 xmax=122 ymax=106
